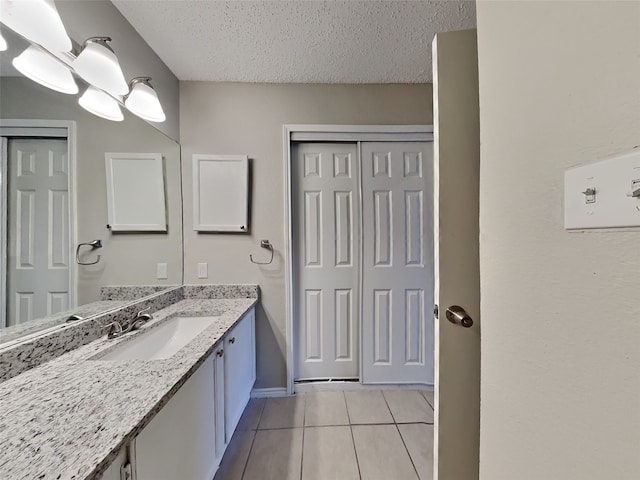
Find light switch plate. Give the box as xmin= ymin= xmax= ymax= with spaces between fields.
xmin=156 ymin=263 xmax=168 ymax=279
xmin=564 ymin=148 xmax=640 ymax=229
xmin=197 ymin=262 xmax=208 ymax=279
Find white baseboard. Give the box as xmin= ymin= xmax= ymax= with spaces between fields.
xmin=251 ymin=387 xmax=289 ymax=398
xmin=294 ymin=382 xmax=434 ymax=394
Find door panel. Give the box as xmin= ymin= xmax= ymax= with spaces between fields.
xmin=432 ymin=29 xmax=481 ymax=480
xmin=224 ymin=309 xmax=255 ymax=442
xmin=7 ymin=138 xmax=69 ymax=325
xmin=361 ymin=142 xmax=434 ymax=384
xmin=293 ymin=143 xmax=360 ymax=380
xmin=135 ymin=356 xmax=217 ymax=480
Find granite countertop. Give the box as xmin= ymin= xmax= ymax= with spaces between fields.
xmin=0 ymin=297 xmax=257 ymax=480
xmin=0 ymin=300 xmax=130 ymax=345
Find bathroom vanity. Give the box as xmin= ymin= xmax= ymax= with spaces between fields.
xmin=0 ymin=286 xmax=258 ymax=480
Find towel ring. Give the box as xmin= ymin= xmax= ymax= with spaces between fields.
xmin=250 ymin=240 xmax=274 ymax=265
xmin=76 ymin=239 xmax=102 ymax=265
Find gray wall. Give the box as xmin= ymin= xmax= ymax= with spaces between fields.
xmin=180 ymin=82 xmax=433 ymax=388
xmin=477 ymin=1 xmax=640 ymax=478
xmin=1 ymin=77 xmax=183 ymax=304
xmin=56 ymin=0 xmax=180 ymax=142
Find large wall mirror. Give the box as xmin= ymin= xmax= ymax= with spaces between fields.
xmin=0 ymin=27 xmax=183 ymax=346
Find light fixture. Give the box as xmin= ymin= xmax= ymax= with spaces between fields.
xmin=0 ymin=0 xmax=71 ymax=52
xmin=12 ymin=45 xmax=78 ymax=94
xmin=73 ymin=37 xmax=128 ymax=96
xmin=124 ymin=77 xmax=166 ymax=123
xmin=3 ymin=7 xmax=166 ymax=124
xmin=78 ymin=86 xmax=124 ymax=122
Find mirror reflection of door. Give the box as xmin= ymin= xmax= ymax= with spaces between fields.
xmin=3 ymin=137 xmax=70 ymax=327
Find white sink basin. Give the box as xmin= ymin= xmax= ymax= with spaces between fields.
xmin=96 ymin=315 xmax=221 ymax=361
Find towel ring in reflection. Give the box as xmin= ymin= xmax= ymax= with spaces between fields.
xmin=76 ymin=239 xmax=102 ymax=265
xmin=250 ymin=240 xmax=274 ymax=265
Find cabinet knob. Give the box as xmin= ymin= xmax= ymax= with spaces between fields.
xmin=229 ymin=337 xmax=236 ymax=344
xmin=216 ymin=349 xmax=224 ymax=357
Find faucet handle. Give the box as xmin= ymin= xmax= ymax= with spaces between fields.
xmin=103 ymin=321 xmax=123 ymax=338
xmin=103 ymin=321 xmax=122 ymax=332
xmin=136 ymin=306 xmax=152 ymax=318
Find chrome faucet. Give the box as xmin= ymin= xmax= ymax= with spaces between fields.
xmin=104 ymin=307 xmax=153 ymax=339
xmin=132 ymin=306 xmax=153 ymax=324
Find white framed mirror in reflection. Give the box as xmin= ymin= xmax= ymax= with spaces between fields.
xmin=0 ymin=27 xmax=183 ymax=346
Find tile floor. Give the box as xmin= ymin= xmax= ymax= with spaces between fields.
xmin=214 ymin=389 xmax=434 ymax=480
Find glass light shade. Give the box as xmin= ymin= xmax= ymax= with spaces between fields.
xmin=78 ymin=86 xmax=124 ymax=122
xmin=124 ymin=78 xmax=166 ymax=123
xmin=0 ymin=31 xmax=7 ymax=51
xmin=12 ymin=45 xmax=78 ymax=94
xmin=0 ymin=0 xmax=71 ymax=52
xmin=73 ymin=38 xmax=128 ymax=96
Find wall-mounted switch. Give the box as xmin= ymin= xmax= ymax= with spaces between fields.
xmin=157 ymin=263 xmax=168 ymax=279
xmin=627 ymin=179 xmax=640 ymax=198
xmin=197 ymin=262 xmax=208 ymax=279
xmin=582 ymin=187 xmax=596 ymax=204
xmin=565 ymin=148 xmax=640 ymax=229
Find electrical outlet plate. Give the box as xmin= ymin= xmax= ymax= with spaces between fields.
xmin=156 ymin=263 xmax=168 ymax=279
xmin=564 ymin=148 xmax=640 ymax=229
xmin=197 ymin=262 xmax=208 ymax=279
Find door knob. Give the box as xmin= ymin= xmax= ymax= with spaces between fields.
xmin=445 ymin=305 xmax=473 ymax=328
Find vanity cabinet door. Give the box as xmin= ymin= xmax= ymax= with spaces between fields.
xmin=224 ymin=307 xmax=256 ymax=441
xmin=135 ymin=356 xmax=217 ymax=480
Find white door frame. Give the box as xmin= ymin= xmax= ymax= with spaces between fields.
xmin=283 ymin=124 xmax=434 ymax=394
xmin=0 ymin=119 xmax=77 ymax=328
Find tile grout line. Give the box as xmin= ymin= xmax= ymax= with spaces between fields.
xmin=255 ymin=421 xmax=401 ymax=431
xmin=384 ymin=389 xmax=435 ymax=424
xmin=299 ymin=393 xmax=306 ymax=480
xmin=396 ymin=422 xmax=422 ymax=480
xmin=380 ymin=390 xmax=398 ymax=423
xmin=383 ymin=391 xmax=426 ymax=479
xmin=420 ymin=389 xmax=435 ymax=410
xmin=344 ymin=390 xmax=363 ymax=480
xmin=238 ymin=430 xmax=257 ymax=480
xmin=240 ymin=399 xmax=267 ymax=480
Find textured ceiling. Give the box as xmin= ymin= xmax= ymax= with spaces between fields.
xmin=111 ymin=0 xmax=476 ymax=83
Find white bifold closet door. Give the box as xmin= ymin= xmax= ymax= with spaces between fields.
xmin=293 ymin=141 xmax=433 ymax=384
xmin=7 ymin=138 xmax=70 ymax=326
xmin=293 ymin=143 xmax=360 ymax=380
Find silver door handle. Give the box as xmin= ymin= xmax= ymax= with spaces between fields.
xmin=445 ymin=305 xmax=473 ymax=328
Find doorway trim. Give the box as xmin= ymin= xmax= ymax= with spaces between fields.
xmin=0 ymin=119 xmax=77 ymax=328
xmin=283 ymin=124 xmax=434 ymax=394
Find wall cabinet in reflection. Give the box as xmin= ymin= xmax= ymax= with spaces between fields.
xmin=105 ymin=152 xmax=167 ymax=232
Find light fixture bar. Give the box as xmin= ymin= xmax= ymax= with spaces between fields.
xmin=2 ymin=8 xmax=166 ymax=123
